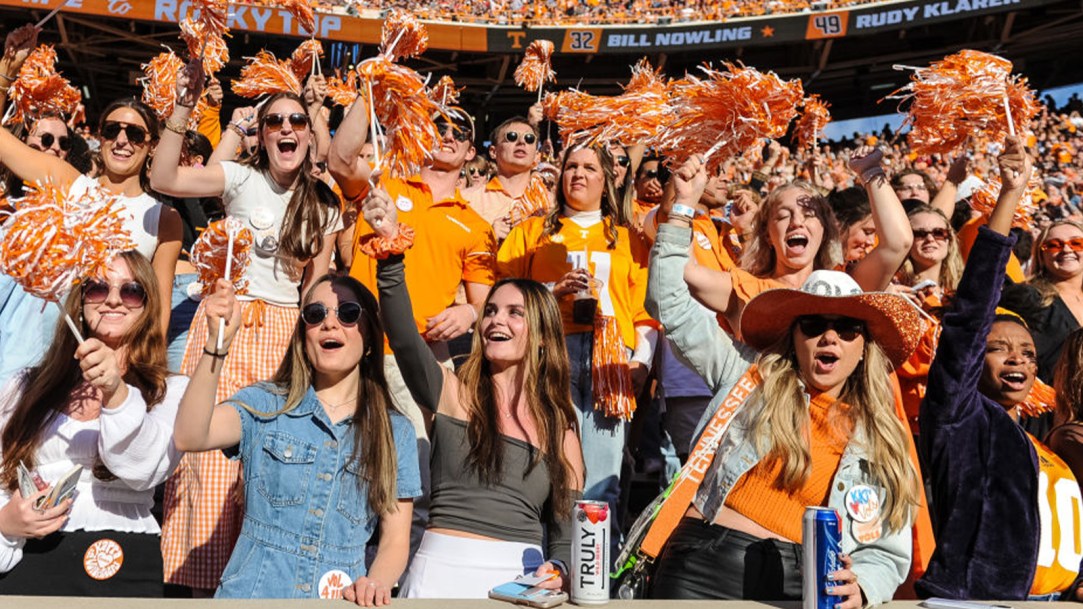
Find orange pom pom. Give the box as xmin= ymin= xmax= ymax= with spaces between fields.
xmin=358 ymin=59 xmax=441 ymax=178
xmin=0 ymin=180 xmax=134 ymax=302
xmin=380 ymin=9 xmax=428 ymax=61
xmin=794 ymin=94 xmax=832 ymax=152
xmin=140 ymin=51 xmax=185 ymax=121
xmin=888 ymin=50 xmax=1039 ymax=155
xmin=544 ymin=58 xmax=671 ymax=148
xmin=592 ymin=315 xmax=636 ymax=420
xmin=180 ymin=17 xmax=230 ymax=76
xmin=428 ymin=75 xmax=463 ymax=108
xmin=190 ymin=217 xmax=253 ymax=296
xmin=966 ymin=169 xmax=1042 ymax=229
xmin=505 ymin=173 xmax=553 ymax=226
xmin=5 ymin=45 xmax=81 ymax=126
xmin=290 ymin=39 xmax=324 ymax=81
xmin=233 ymin=50 xmax=302 ymax=98
xmin=281 ymin=0 xmax=317 ymax=36
xmin=658 ymin=63 xmax=803 ymax=172
xmin=514 ymin=40 xmax=556 ymax=93
xmin=1021 ymin=377 xmax=1056 ymax=418
xmin=327 ymin=70 xmax=359 ymax=107
xmin=191 ymin=0 xmax=230 ymax=37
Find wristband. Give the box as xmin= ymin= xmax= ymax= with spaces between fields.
xmin=165 ymin=117 xmax=187 ymax=135
xmin=860 ymin=167 xmax=886 ymax=185
xmin=0 ymin=73 xmax=14 ymax=82
xmin=203 ymin=347 xmax=228 ymax=358
xmin=670 ymin=203 xmax=697 ymax=220
xmin=227 ymin=122 xmax=246 ymax=138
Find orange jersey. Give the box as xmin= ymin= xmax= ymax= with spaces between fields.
xmin=496 ymin=215 xmax=656 ymax=347
xmin=1030 ymin=435 xmax=1083 ymax=596
xmin=466 ymin=174 xmax=551 ymax=226
xmin=645 ymin=210 xmax=728 ymax=273
xmin=350 ymin=175 xmax=496 ymax=339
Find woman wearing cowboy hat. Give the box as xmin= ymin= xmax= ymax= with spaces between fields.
xmin=642 ymin=155 xmax=924 ymax=604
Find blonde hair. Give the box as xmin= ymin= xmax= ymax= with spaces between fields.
xmin=896 ymin=205 xmax=964 ymax=294
xmin=1030 ymin=220 xmax=1083 ymax=307
xmin=740 ymin=182 xmax=841 ymax=278
xmin=748 ymin=336 xmax=918 ymax=532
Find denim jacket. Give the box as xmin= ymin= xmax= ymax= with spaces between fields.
xmin=645 ymin=224 xmax=911 ymax=605
xmin=215 ymin=384 xmax=421 ymax=599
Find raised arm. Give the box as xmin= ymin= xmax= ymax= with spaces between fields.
xmin=149 ymin=63 xmax=227 ymax=198
xmin=172 ymin=279 xmax=243 ymax=452
xmin=929 ymin=153 xmax=969 ymax=219
xmin=847 ymin=146 xmax=914 ymax=291
xmin=328 ymin=97 xmax=373 ymax=202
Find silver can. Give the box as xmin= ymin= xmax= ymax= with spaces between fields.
xmin=571 ymin=500 xmax=610 ymax=605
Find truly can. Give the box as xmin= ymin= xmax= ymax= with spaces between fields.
xmin=571 ymin=499 xmax=610 ymax=605
xmin=802 ymin=506 xmax=842 ymax=609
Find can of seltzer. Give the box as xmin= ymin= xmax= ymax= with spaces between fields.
xmin=802 ymin=506 xmax=842 ymax=609
xmin=571 ymin=500 xmax=610 ymax=605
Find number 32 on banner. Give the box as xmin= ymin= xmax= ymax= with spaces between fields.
xmin=805 ymin=12 xmax=849 ymax=39
xmin=562 ymin=29 xmax=601 ymax=53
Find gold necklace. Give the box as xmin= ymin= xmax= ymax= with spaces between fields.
xmin=318 ymin=395 xmax=358 ymax=411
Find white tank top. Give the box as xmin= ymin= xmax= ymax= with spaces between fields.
xmin=69 ymin=175 xmax=162 ymax=260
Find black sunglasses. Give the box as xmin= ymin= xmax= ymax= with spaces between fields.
xmin=435 ymin=122 xmax=471 ymax=142
xmin=301 ymin=301 xmax=363 ymax=326
xmin=912 ymin=227 xmax=950 ymax=241
xmin=100 ymin=121 xmax=148 ymax=145
xmin=614 ymin=155 xmax=630 ymax=168
xmin=796 ymin=316 xmax=866 ymax=342
xmin=39 ymin=132 xmax=72 ymax=151
xmin=262 ymin=113 xmax=310 ymax=130
xmin=504 ymin=130 xmax=537 ymax=145
xmin=82 ymin=280 xmax=147 ymax=308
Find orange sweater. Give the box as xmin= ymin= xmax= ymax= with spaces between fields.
xmin=724 ymin=393 xmax=851 ymax=543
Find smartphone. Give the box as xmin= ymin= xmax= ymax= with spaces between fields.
xmin=488 ymin=581 xmax=568 ymax=608
xmin=921 ymin=598 xmax=1013 ymax=609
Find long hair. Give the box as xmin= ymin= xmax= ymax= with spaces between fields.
xmin=98 ymin=98 xmax=160 ymax=194
xmin=896 ymin=205 xmax=964 ymax=293
xmin=740 ymin=182 xmax=841 ymax=278
xmin=244 ymin=274 xmax=400 ymax=515
xmin=456 ymin=279 xmax=580 ymax=521
xmin=747 ymin=333 xmax=918 ymax=533
xmin=0 ymin=251 xmax=168 ymax=490
xmin=1029 ymin=220 xmax=1083 ymax=307
xmin=1054 ymin=328 xmax=1083 ymax=426
xmin=543 ymin=144 xmax=626 ymax=250
xmin=245 ymin=92 xmax=340 ymax=265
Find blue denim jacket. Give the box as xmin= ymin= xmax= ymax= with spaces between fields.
xmin=645 ymin=224 xmax=911 ymax=605
xmin=215 ymin=383 xmax=421 ymax=599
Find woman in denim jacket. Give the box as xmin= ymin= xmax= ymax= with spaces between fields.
xmin=174 ymin=274 xmax=420 ymax=606
xmin=643 ymin=155 xmax=924 ymax=605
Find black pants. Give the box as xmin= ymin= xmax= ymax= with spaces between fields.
xmin=650 ymin=516 xmax=803 ymax=600
xmin=0 ymin=530 xmax=163 ymax=597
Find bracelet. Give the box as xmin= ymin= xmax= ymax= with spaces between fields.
xmin=358 ymin=223 xmax=416 ymax=259
xmin=203 ymin=347 xmax=228 ymax=358
xmin=0 ymin=85 xmax=8 ymax=95
xmin=860 ymin=167 xmax=886 ymax=185
xmin=0 ymin=73 xmax=14 ymax=82
xmin=227 ymin=122 xmax=246 ymax=138
xmin=165 ymin=117 xmax=187 ymax=135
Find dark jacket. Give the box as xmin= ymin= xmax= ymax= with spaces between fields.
xmin=917 ymin=226 xmax=1040 ymax=599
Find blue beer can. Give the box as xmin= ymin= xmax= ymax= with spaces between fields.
xmin=802 ymin=506 xmax=842 ymax=609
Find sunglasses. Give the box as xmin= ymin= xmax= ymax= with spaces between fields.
xmin=642 ymin=169 xmax=660 ymax=180
xmin=261 ymin=113 xmax=310 ymax=130
xmin=38 ymin=132 xmax=72 ymax=151
xmin=912 ymin=227 xmax=951 ymax=241
xmin=1040 ymin=237 xmax=1083 ymax=254
xmin=614 ymin=155 xmax=630 ymax=168
xmin=100 ymin=121 xmax=148 ymax=145
xmin=82 ymin=280 xmax=147 ymax=308
xmin=796 ymin=316 xmax=866 ymax=342
xmin=301 ymin=301 xmax=362 ymax=326
xmin=467 ymin=168 xmax=483 ymax=176
xmin=503 ymin=130 xmax=537 ymax=145
xmin=435 ymin=122 xmax=472 ymax=142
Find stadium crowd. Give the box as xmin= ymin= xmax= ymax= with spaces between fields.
xmin=1 ymin=10 xmax=1083 ymax=607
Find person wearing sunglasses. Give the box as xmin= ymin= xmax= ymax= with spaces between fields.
xmin=359 ymin=189 xmax=583 ymax=598
xmin=499 ymin=144 xmax=656 ymax=562
xmin=463 ymin=156 xmax=490 ymax=189
xmin=0 ymin=251 xmax=187 ymax=596
xmin=917 ymin=137 xmax=1083 ymax=601
xmin=153 ymin=71 xmax=342 ymax=594
xmin=172 ymin=273 xmax=419 ymax=604
xmin=896 ymin=204 xmax=964 ymax=304
xmin=644 ymin=160 xmax=925 ymax=601
xmin=0 ymin=97 xmax=183 ymax=388
xmin=465 ymin=117 xmax=548 ymax=241
xmin=632 ymin=156 xmax=667 ymax=232
xmin=25 ymin=116 xmax=73 ymax=160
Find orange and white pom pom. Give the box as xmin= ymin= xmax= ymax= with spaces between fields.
xmin=358 ymin=59 xmax=441 ymax=178
xmin=514 ymin=40 xmax=556 ymax=93
xmin=380 ymin=9 xmax=428 ymax=61
xmin=290 ymin=39 xmax=324 ymax=81
xmin=140 ymin=51 xmax=184 ymax=121
xmin=889 ymin=49 xmax=1039 ymax=155
xmin=966 ymin=168 xmax=1042 ymax=229
xmin=794 ymin=94 xmax=832 ymax=152
xmin=233 ymin=50 xmax=302 ymax=98
xmin=592 ymin=315 xmax=637 ymax=420
xmin=0 ymin=180 xmax=134 ymax=302
xmin=428 ymin=75 xmax=463 ymax=108
xmin=191 ymin=0 xmax=230 ymax=37
xmin=658 ymin=62 xmax=803 ymax=172
xmin=281 ymin=0 xmax=317 ymax=36
xmin=505 ymin=173 xmax=553 ymax=226
xmin=5 ymin=45 xmax=81 ymax=126
xmin=1021 ymin=377 xmax=1056 ymax=418
xmin=190 ymin=217 xmax=253 ymax=296
xmin=327 ymin=70 xmax=359 ymax=107
xmin=180 ymin=18 xmax=230 ymax=76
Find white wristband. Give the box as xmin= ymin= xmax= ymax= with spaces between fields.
xmin=671 ymin=204 xmax=697 ymax=220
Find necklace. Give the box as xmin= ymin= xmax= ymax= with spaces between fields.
xmin=318 ymin=395 xmax=358 ymax=411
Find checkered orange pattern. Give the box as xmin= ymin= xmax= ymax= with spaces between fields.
xmin=160 ymin=298 xmax=298 ymax=589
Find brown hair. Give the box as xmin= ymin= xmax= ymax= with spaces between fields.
xmin=98 ymin=98 xmax=160 ymax=194
xmin=1054 ymin=328 xmax=1083 ymax=426
xmin=0 ymin=251 xmax=168 ymax=490
xmin=740 ymin=182 xmax=841 ymax=277
xmin=543 ymin=144 xmax=626 ymax=250
xmin=246 ymin=92 xmax=340 ymax=266
xmin=456 ymin=279 xmax=580 ymax=520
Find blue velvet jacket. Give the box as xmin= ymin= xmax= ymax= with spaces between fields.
xmin=917 ymin=227 xmax=1040 ymax=599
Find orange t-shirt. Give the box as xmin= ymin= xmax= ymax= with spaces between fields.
xmin=350 ymin=175 xmax=496 ymax=342
xmin=957 ymin=217 xmax=1026 ymax=283
xmin=496 ymin=215 xmax=657 ymax=347
xmin=1030 ymin=435 xmax=1082 ymax=596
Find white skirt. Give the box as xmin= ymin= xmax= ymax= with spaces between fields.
xmin=400 ymin=530 xmax=546 ymax=598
